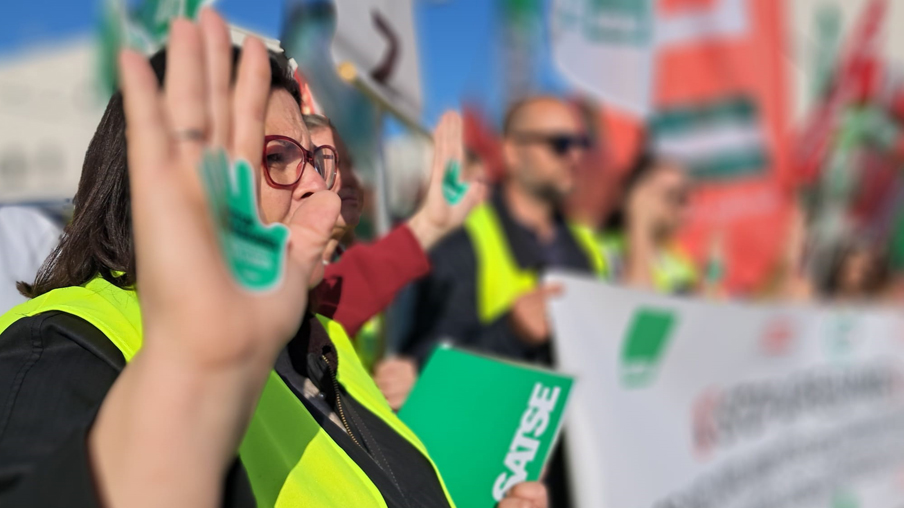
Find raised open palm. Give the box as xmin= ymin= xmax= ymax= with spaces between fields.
xmin=120 ymin=11 xmax=339 ymax=370
xmin=408 ymin=111 xmax=487 ymax=250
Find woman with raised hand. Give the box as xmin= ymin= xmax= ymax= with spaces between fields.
xmin=0 ymin=9 xmax=545 ymax=508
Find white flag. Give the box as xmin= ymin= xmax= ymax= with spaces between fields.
xmin=550 ymin=0 xmax=656 ymax=116
xmin=332 ymin=0 xmax=423 ymax=121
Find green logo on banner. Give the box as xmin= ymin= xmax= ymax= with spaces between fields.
xmin=831 ymin=490 xmax=859 ymax=508
xmin=620 ymin=308 xmax=676 ymax=388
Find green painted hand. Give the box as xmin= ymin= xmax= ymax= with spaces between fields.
xmin=201 ymin=148 xmax=289 ymax=292
xmin=442 ymin=160 xmax=469 ymax=205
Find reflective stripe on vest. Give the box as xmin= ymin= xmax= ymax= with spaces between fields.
xmin=599 ymin=234 xmax=698 ymax=293
xmin=568 ymin=223 xmax=608 ymax=275
xmin=0 ymin=277 xmax=455 ymax=508
xmin=464 ymin=204 xmax=608 ymax=324
xmin=354 ymin=314 xmax=384 ymax=374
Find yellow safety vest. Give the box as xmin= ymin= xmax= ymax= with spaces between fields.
xmin=598 ymin=234 xmax=697 ymax=294
xmin=463 ymin=204 xmax=608 ymax=323
xmin=354 ymin=314 xmax=384 ymax=374
xmin=0 ymin=277 xmax=455 ymax=508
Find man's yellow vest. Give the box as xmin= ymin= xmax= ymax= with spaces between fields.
xmin=0 ymin=277 xmax=455 ymax=508
xmin=463 ymin=204 xmax=608 ymax=323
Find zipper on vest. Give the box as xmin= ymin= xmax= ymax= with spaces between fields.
xmin=321 ymin=354 xmax=362 ymax=449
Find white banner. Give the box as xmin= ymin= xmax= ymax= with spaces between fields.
xmin=548 ymin=271 xmax=904 ymax=508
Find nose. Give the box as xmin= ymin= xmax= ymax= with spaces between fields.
xmin=565 ymin=145 xmax=586 ymax=166
xmin=292 ymin=162 xmax=329 ymax=200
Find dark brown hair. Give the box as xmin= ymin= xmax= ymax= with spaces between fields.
xmin=19 ymin=47 xmax=300 ymax=298
xmin=603 ymin=145 xmax=658 ymax=233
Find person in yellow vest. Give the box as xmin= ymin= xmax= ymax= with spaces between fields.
xmin=0 ymin=12 xmax=546 ymax=508
xmin=600 ymin=149 xmax=698 ymax=294
xmin=400 ymin=96 xmax=604 ymax=369
xmin=395 ymin=96 xmax=606 ymax=508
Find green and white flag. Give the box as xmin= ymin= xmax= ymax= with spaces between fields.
xmin=99 ymin=0 xmax=212 ymax=96
xmin=550 ymin=0 xmax=750 ymax=117
xmin=650 ymin=96 xmax=769 ymax=180
xmin=551 ymin=0 xmax=655 ymax=115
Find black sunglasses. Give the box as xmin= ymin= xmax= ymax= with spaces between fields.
xmin=511 ymin=132 xmax=592 ymax=156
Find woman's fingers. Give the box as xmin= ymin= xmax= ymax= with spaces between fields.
xmin=269 ymin=190 xmax=338 ymax=337
xmin=232 ymin=36 xmax=271 ymax=166
xmin=280 ymin=191 xmax=340 ymax=299
xmin=429 ymin=111 xmax=462 ymax=188
xmin=200 ymin=8 xmax=233 ymax=149
xmin=164 ymin=18 xmax=208 ymax=167
xmin=286 ymin=191 xmax=340 ymax=264
xmin=119 ymin=47 xmax=188 ymax=295
xmin=432 ymin=110 xmax=484 ymax=214
xmin=445 ymin=111 xmax=464 ymax=168
xmin=503 ymin=482 xmax=548 ymax=508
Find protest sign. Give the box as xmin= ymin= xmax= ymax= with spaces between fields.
xmin=399 ymin=345 xmax=574 ymax=508
xmin=548 ymin=271 xmax=904 ymax=508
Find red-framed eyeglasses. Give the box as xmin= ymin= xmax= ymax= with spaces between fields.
xmin=261 ymin=135 xmax=339 ymax=190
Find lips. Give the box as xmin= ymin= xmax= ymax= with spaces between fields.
xmin=339 ymin=190 xmax=360 ymax=208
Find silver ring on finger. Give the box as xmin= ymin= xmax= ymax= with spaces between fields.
xmin=174 ymin=128 xmax=206 ymax=143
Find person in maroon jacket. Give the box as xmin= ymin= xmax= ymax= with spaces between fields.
xmin=306 ymin=112 xmax=486 ymax=409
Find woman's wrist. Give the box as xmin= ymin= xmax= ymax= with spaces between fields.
xmin=89 ymin=341 xmax=272 ymax=508
xmin=406 ymin=211 xmax=446 ymax=252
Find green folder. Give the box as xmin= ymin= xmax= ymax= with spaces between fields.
xmin=398 ymin=345 xmax=574 ymax=508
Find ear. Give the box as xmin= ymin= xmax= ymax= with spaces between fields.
xmin=502 ymin=139 xmax=519 ymax=176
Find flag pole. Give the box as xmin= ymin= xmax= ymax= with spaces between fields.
xmin=336 ymin=62 xmax=432 ymax=139
xmin=335 ymin=61 xmax=432 ymax=237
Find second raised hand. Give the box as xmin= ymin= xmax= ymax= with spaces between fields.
xmin=407 ymin=111 xmax=487 ymax=252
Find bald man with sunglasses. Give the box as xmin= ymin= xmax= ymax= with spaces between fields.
xmin=397 ymin=96 xmax=607 ymax=508
xmin=402 ymin=96 xmax=604 ymax=363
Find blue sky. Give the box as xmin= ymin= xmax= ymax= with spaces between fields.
xmin=0 ymin=0 xmax=550 ymax=130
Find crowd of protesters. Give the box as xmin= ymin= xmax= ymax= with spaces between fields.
xmin=0 ymin=6 xmax=902 ymax=508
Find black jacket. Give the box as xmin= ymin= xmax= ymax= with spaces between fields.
xmin=0 ymin=310 xmax=449 ymax=508
xmin=401 ymin=187 xmax=596 ymax=367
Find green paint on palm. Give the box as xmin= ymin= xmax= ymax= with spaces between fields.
xmin=201 ymin=148 xmax=289 ymax=292
xmin=442 ymin=160 xmax=469 ymax=205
